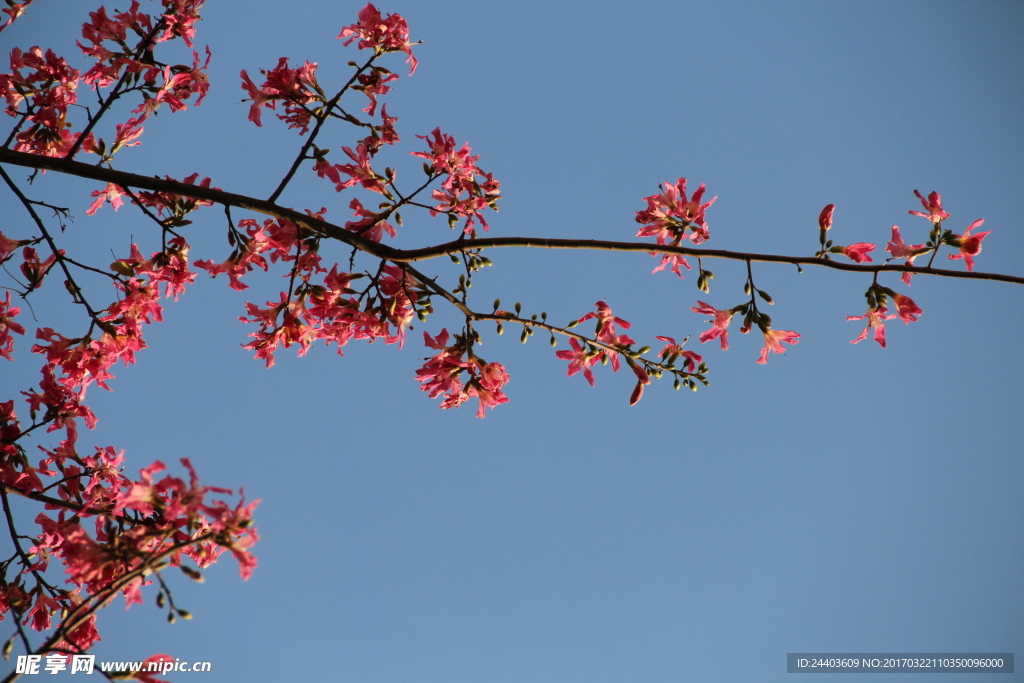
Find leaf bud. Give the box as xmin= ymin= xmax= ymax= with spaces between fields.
xmin=110 ymin=260 xmax=136 ymax=277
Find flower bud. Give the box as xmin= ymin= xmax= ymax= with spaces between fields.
xmin=819 ymin=204 xmax=835 ymax=232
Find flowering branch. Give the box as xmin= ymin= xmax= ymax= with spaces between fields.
xmin=0 ymin=148 xmax=1019 ymax=286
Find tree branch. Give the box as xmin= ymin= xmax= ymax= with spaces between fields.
xmin=2 ymin=148 xmax=1021 ymax=286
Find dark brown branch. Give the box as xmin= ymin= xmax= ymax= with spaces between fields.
xmin=2 ymin=148 xmax=1021 ymax=286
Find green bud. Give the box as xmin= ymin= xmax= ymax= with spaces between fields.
xmin=757 ymin=289 xmax=774 ymax=305
xmin=744 ymin=281 xmax=752 ymax=295
xmin=674 ymin=377 xmax=682 ymax=390
xmin=520 ymin=329 xmax=528 ymax=343
xmin=637 ymin=346 xmax=651 ymax=355
xmin=496 ymin=323 xmax=504 ymax=335
xmin=566 ymin=320 xmax=579 ymax=328
xmin=549 ymin=336 xmax=557 ymax=347
xmin=689 ymin=381 xmax=698 ymax=392
xmin=514 ymin=302 xmax=522 ymax=315
xmin=156 ymin=592 xmax=165 ymax=608
xmin=450 ymin=254 xmax=460 ymax=263
xmin=493 ymin=298 xmax=501 ymax=310
xmin=168 ymin=612 xmax=176 ymax=624
xmin=4 ymin=634 xmax=14 ymax=660
xmin=177 ymin=609 xmax=193 ymax=620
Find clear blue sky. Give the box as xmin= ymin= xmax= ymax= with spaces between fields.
xmin=3 ymin=1 xmax=1022 ymax=681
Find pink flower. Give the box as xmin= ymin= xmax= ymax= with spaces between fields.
xmin=909 ymin=190 xmax=950 ymax=224
xmin=837 ymin=242 xmax=875 ymax=263
xmin=627 ymin=362 xmax=651 ymax=406
xmin=0 ymin=231 xmax=24 ymax=264
xmin=947 ymin=219 xmax=991 ymax=272
xmin=575 ymin=302 xmax=634 ymax=371
xmin=86 ymin=182 xmax=126 ymax=215
xmin=345 ymin=198 xmax=396 ymax=243
xmin=19 ymin=246 xmax=57 ymax=290
xmin=892 ymin=294 xmax=922 ymax=324
xmin=650 ymin=253 xmax=692 ymax=278
xmin=336 ymin=144 xmax=387 ymax=194
xmin=576 ymin=301 xmax=633 ymax=346
xmin=690 ymin=301 xmax=735 ymax=350
xmin=885 ymin=226 xmax=927 ymax=285
xmin=818 ymin=204 xmax=835 ymax=232
xmin=468 ymin=361 xmax=510 ymax=418
xmin=338 ymin=4 xmax=418 ymax=75
xmin=847 ymin=305 xmax=897 ymax=348
xmin=354 ymin=66 xmax=398 ymax=116
xmin=756 ymin=328 xmax=800 ymax=364
xmin=555 ymin=338 xmax=598 ymax=386
xmin=635 ymin=178 xmax=717 ymax=244
xmin=0 ymin=291 xmax=26 ymax=360
xmin=654 ymin=335 xmax=703 ymax=372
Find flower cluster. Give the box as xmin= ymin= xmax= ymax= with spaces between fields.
xmin=238 ymin=263 xmax=418 ymax=368
xmin=416 ymin=329 xmax=509 ymax=417
xmin=635 ymin=178 xmax=717 ymax=277
xmin=891 ymin=190 xmax=992 ymax=278
xmin=241 ymin=57 xmax=322 ymax=132
xmin=847 ymin=284 xmax=922 ymax=348
xmin=338 ymin=3 xmax=418 ymax=75
xmin=691 ymin=300 xmax=799 ymax=364
xmin=411 ymin=128 xmax=501 ymax=236
xmin=555 ymin=302 xmax=640 ymax=390
xmin=1 ymin=47 xmax=86 ymax=156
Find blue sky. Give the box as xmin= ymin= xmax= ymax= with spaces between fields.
xmin=2 ymin=1 xmax=1022 ymax=681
